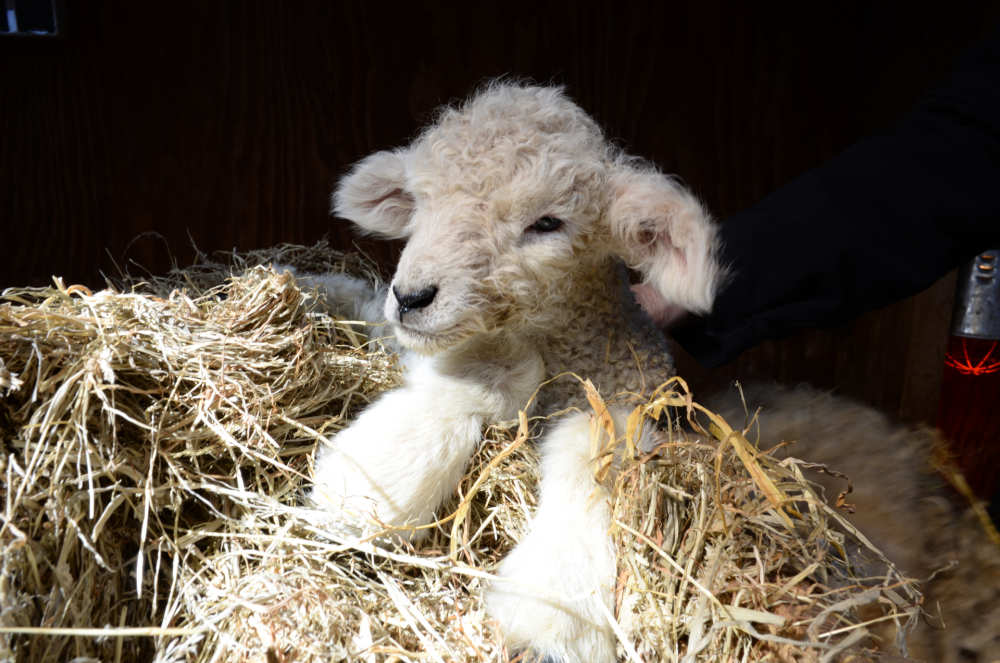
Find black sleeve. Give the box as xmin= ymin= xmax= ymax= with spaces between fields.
xmin=673 ymin=26 xmax=1000 ymax=368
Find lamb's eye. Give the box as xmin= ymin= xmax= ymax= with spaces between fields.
xmin=527 ymin=216 xmax=564 ymax=233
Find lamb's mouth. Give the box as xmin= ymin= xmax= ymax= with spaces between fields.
xmin=392 ymin=322 xmax=470 ymax=352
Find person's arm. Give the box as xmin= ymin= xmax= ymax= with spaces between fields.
xmin=673 ymin=27 xmax=1000 ymax=367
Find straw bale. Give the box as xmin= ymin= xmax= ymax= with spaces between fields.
xmin=0 ymin=244 xmax=921 ymax=662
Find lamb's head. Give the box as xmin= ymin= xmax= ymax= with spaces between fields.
xmin=334 ymin=82 xmax=724 ymax=353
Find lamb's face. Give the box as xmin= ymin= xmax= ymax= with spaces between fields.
xmin=394 ymin=108 xmax=617 ymax=350
xmin=334 ymin=83 xmax=725 ymax=354
xmin=383 ymin=186 xmax=605 ymax=352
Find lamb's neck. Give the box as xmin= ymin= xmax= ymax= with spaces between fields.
xmin=531 ymin=259 xmax=676 ymax=410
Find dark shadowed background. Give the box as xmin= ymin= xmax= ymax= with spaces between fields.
xmin=3 ymin=1 xmax=1000 ymax=431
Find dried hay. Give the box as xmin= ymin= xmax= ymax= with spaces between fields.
xmin=0 ymin=243 xmax=920 ymax=662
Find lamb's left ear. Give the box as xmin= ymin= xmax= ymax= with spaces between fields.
xmin=607 ymin=165 xmax=725 ymax=314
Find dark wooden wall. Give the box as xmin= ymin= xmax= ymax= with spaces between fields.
xmin=3 ymin=1 xmax=999 ymax=425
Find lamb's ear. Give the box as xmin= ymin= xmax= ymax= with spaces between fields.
xmin=608 ymin=166 xmax=725 ymax=314
xmin=332 ymin=150 xmax=415 ymax=239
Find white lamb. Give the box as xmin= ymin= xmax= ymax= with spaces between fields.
xmin=309 ymin=82 xmax=722 ymax=661
xmin=307 ymin=82 xmax=1000 ymax=662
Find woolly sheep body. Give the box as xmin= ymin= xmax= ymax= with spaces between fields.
xmin=309 ymin=82 xmax=1000 ymax=661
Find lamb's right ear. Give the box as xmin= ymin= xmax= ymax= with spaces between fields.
xmin=332 ymin=150 xmax=415 ymax=239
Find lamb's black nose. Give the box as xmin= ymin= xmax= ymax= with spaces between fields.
xmin=393 ymin=285 xmax=438 ymax=316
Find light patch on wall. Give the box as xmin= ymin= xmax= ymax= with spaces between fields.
xmin=5 ymin=7 xmax=19 ymax=32
xmin=1 ymin=0 xmax=62 ymax=37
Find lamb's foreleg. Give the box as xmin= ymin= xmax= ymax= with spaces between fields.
xmin=312 ymin=351 xmax=543 ymax=541
xmin=487 ymin=412 xmax=619 ymax=663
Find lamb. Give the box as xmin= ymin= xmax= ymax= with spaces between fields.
xmin=307 ymin=82 xmax=723 ymax=661
xmin=307 ymin=82 xmax=1000 ymax=662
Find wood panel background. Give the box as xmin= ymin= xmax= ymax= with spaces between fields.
xmin=3 ymin=1 xmax=999 ymax=427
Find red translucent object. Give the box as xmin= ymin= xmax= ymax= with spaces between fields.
xmin=944 ymin=337 xmax=1000 ymax=375
xmin=938 ymin=335 xmax=1000 ymax=498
